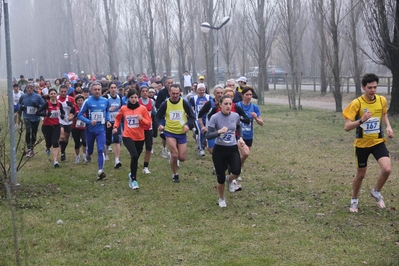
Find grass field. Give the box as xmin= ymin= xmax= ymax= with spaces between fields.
xmin=1 ymin=92 xmax=399 ymax=265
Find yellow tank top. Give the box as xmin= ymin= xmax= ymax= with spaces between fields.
xmin=353 ymin=95 xmax=386 ymax=148
xmin=165 ymin=98 xmax=187 ymax=134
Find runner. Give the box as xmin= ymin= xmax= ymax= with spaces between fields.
xmin=104 ymin=82 xmax=123 ymax=168
xmin=342 ymin=73 xmax=394 ymax=212
xmin=58 ymin=85 xmax=77 ymax=161
xmin=77 ymin=81 xmax=111 ymax=180
xmin=12 ymin=84 xmax=24 ymax=129
xmin=113 ymin=89 xmax=152 ymax=189
xmin=236 ymin=86 xmax=264 ymax=167
xmin=206 ymin=95 xmax=245 ymax=208
xmin=138 ymin=85 xmax=157 ymax=174
xmin=71 ymin=95 xmax=88 ymax=163
xmin=156 ymin=84 xmax=195 ymax=182
xmin=35 ymin=88 xmax=66 ymax=167
xmin=18 ymin=83 xmax=45 ymax=157
xmin=189 ymin=83 xmax=213 ymax=156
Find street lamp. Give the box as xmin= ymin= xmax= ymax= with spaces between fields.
xmin=201 ymin=16 xmax=232 ymax=83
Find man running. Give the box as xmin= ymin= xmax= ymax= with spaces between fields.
xmin=156 ymin=84 xmax=195 ymax=182
xmin=78 ymin=82 xmax=111 ymax=180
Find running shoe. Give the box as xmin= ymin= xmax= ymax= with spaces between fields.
xmin=218 ymin=198 xmax=227 ymax=208
xmin=104 ymin=154 xmax=109 ymax=161
xmin=371 ymin=188 xmax=386 ymax=209
xmin=128 ymin=173 xmax=133 ymax=188
xmin=97 ymin=169 xmax=106 ymax=180
xmin=114 ymin=159 xmax=122 ymax=169
xmin=45 ymin=149 xmax=51 ymax=156
xmin=212 ymin=168 xmax=216 ymax=175
xmin=54 ymin=162 xmax=60 ymax=168
xmin=161 ymin=147 xmax=168 ymax=158
xmin=61 ymin=153 xmax=66 ymax=161
xmin=26 ymin=149 xmax=34 ymax=158
xmin=82 ymin=155 xmax=88 ymax=163
xmin=131 ymin=180 xmax=139 ymax=190
xmin=142 ymin=167 xmax=151 ymax=174
xmin=198 ymin=150 xmax=205 ymax=156
xmin=226 ymin=176 xmax=242 ymax=193
xmin=350 ymin=198 xmax=358 ymax=213
xmin=107 ymin=146 xmax=113 ymax=152
xmin=75 ymin=155 xmax=80 ymax=164
xmin=172 ymin=174 xmax=180 ymax=183
xmin=86 ymin=154 xmax=92 ymax=162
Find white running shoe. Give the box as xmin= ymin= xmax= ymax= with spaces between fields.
xmin=350 ymin=198 xmax=359 ymax=213
xmin=151 ymin=149 xmax=154 ymax=154
xmin=226 ymin=176 xmax=242 ymax=193
xmin=114 ymin=158 xmax=122 ymax=169
xmin=107 ymin=146 xmax=113 ymax=152
xmin=198 ymin=150 xmax=205 ymax=156
xmin=371 ymin=188 xmax=386 ymax=209
xmin=142 ymin=167 xmax=151 ymax=174
xmin=161 ymin=148 xmax=168 ymax=158
xmin=97 ymin=169 xmax=106 ymax=180
xmin=131 ymin=180 xmax=139 ymax=190
xmin=218 ymin=198 xmax=227 ymax=208
xmin=82 ymin=154 xmax=88 ymax=163
xmin=104 ymin=154 xmax=109 ymax=161
xmin=75 ymin=155 xmax=80 ymax=164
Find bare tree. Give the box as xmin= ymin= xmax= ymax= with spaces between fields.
xmin=245 ymin=0 xmax=277 ymax=103
xmin=277 ymin=0 xmax=308 ymax=109
xmin=362 ymin=0 xmax=399 ymax=115
xmin=312 ymin=0 xmax=329 ymax=95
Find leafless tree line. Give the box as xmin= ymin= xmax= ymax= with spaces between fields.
xmin=4 ymin=0 xmax=399 ymax=113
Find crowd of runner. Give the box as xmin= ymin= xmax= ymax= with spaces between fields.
xmin=13 ymin=72 xmax=263 ymax=208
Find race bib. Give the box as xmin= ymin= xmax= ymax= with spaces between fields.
xmin=110 ymin=111 xmax=118 ymax=122
xmin=219 ymin=131 xmax=235 ymax=144
xmin=91 ymin=111 xmax=104 ymax=121
xmin=169 ymin=110 xmax=185 ymax=125
xmin=27 ymin=106 xmax=37 ymax=114
xmin=126 ymin=115 xmax=139 ymax=128
xmin=50 ymin=110 xmax=60 ymax=118
xmin=361 ymin=117 xmax=380 ymax=135
xmin=75 ymin=119 xmax=85 ymax=128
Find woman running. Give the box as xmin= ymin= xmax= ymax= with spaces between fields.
xmin=113 ymin=89 xmax=152 ymax=190
xmin=71 ymin=95 xmax=88 ymax=163
xmin=207 ymin=95 xmax=245 ymax=208
xmin=35 ymin=88 xmax=66 ymax=167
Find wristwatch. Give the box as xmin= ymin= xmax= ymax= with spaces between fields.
xmin=357 ymin=119 xmax=363 ymax=124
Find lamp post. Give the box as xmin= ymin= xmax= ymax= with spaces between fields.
xmin=201 ymin=16 xmax=232 ymax=84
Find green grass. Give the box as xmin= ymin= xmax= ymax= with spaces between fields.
xmin=1 ymin=97 xmax=399 ymax=265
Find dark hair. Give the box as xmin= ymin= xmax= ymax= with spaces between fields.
xmin=59 ymin=84 xmax=68 ymax=90
xmin=75 ymin=95 xmax=84 ymax=104
xmin=13 ymin=84 xmax=19 ymax=88
xmin=108 ymin=81 xmax=117 ymax=89
xmin=170 ymin=84 xmax=181 ymax=91
xmin=127 ymin=88 xmax=138 ymax=98
xmin=219 ymin=95 xmax=232 ymax=104
xmin=74 ymin=82 xmax=82 ymax=89
xmin=362 ymin=73 xmax=379 ymax=86
xmin=241 ymin=86 xmax=255 ymax=95
xmin=48 ymin=88 xmax=58 ymax=95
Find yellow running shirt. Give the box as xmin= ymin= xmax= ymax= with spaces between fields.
xmin=165 ymin=98 xmax=187 ymax=134
xmin=342 ymin=94 xmax=387 ymax=148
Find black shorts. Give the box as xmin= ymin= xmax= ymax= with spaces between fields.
xmin=355 ymin=142 xmax=389 ymax=168
xmin=61 ymin=124 xmax=72 ymax=134
xmin=243 ymin=139 xmax=253 ymax=147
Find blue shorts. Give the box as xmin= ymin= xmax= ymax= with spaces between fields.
xmin=207 ymin=138 xmax=215 ymax=149
xmin=164 ymin=131 xmax=187 ymax=144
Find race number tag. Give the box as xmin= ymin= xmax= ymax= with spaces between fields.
xmin=126 ymin=115 xmax=139 ymax=128
xmin=361 ymin=117 xmax=380 ymax=135
xmin=75 ymin=119 xmax=85 ymax=128
xmin=27 ymin=106 xmax=37 ymax=114
xmin=169 ymin=110 xmax=185 ymax=125
xmin=110 ymin=111 xmax=118 ymax=122
xmin=219 ymin=131 xmax=235 ymax=144
xmin=91 ymin=112 xmax=104 ymax=121
xmin=50 ymin=110 xmax=60 ymax=118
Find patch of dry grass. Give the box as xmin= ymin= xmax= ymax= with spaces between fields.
xmin=1 ymin=100 xmax=399 ymax=265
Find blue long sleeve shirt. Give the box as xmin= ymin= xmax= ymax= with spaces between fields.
xmin=77 ymin=95 xmax=110 ymax=133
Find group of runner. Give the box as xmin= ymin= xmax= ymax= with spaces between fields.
xmin=14 ymin=74 xmax=265 ymax=208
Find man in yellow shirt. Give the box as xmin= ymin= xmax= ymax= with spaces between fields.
xmin=342 ymin=73 xmax=394 ymax=213
xmin=157 ymin=84 xmax=195 ymax=182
